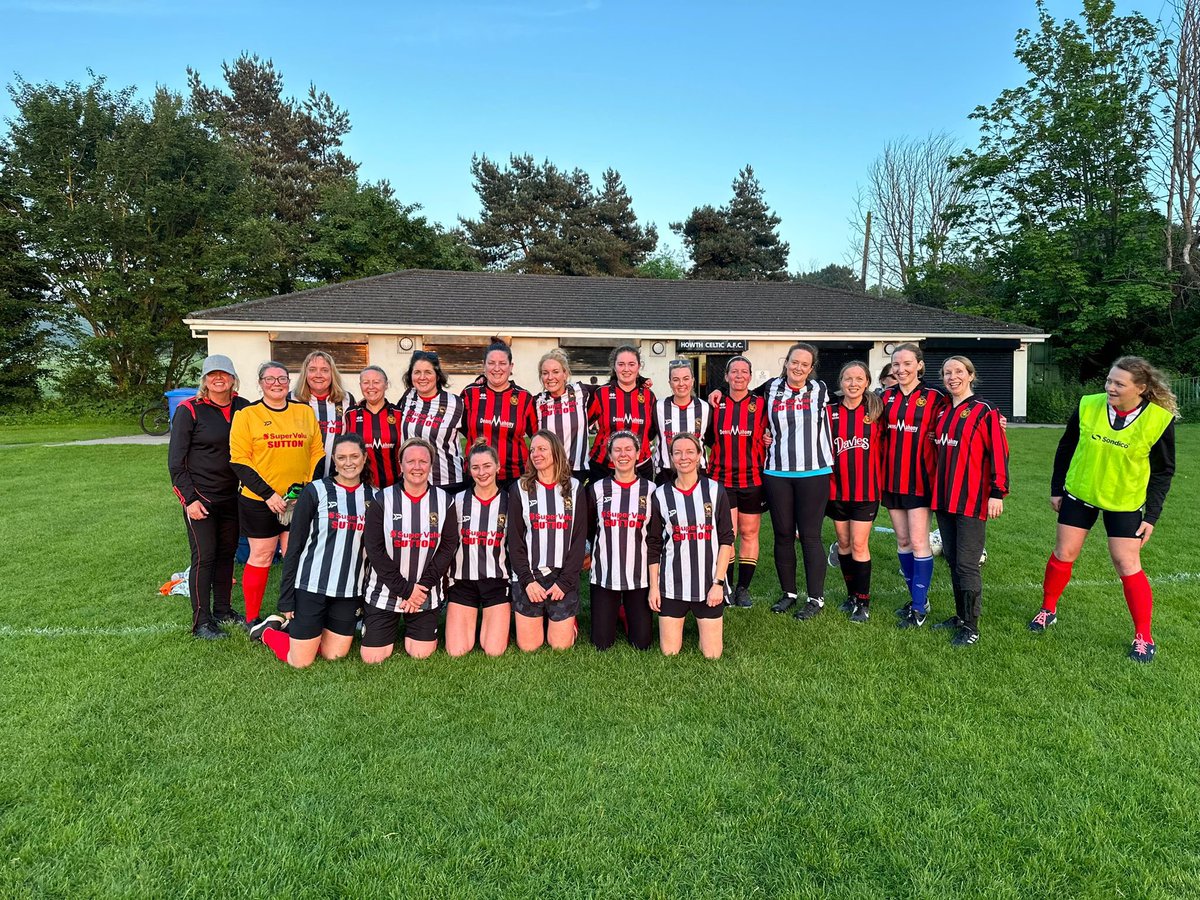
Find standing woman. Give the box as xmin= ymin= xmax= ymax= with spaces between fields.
xmin=292 ymin=350 xmax=355 ymax=476
xmin=705 ymin=356 xmax=767 ymax=609
xmin=1030 ymin=356 xmax=1177 ymax=663
xmin=361 ymin=438 xmax=460 ymax=662
xmin=398 ymin=350 xmax=467 ymax=494
xmin=229 ymin=361 xmax=325 ymax=626
xmin=929 ymin=357 xmax=1009 ymax=646
xmin=826 ymin=361 xmax=885 ymax=623
xmin=647 ymin=433 xmax=735 ymax=659
xmin=760 ymin=342 xmax=835 ymax=621
xmin=508 ymin=431 xmax=588 ymax=652
xmin=533 ymin=349 xmax=593 ymax=484
xmin=249 ymin=433 xmax=372 ymax=667
xmin=588 ymin=431 xmax=656 ymax=651
xmin=445 ymin=443 xmax=512 ymax=657
xmin=653 ymin=359 xmax=710 ymax=486
xmin=168 ymin=354 xmax=250 ymax=638
xmin=460 ymin=337 xmax=538 ymax=490
xmin=345 ymin=365 xmax=402 ymax=487
xmin=880 ymin=342 xmax=945 ymax=629
xmin=588 ymin=344 xmax=657 ymax=481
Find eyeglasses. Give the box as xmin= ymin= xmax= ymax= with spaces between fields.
xmin=261 ymin=376 xmax=289 ymax=385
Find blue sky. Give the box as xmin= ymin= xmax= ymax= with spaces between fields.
xmin=1 ymin=0 xmax=1162 ymax=270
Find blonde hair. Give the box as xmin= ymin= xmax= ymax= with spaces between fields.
xmin=293 ymin=350 xmax=349 ymax=404
xmin=539 ymin=349 xmax=573 ymax=383
xmin=942 ymin=355 xmax=979 ymax=386
xmin=198 ymin=372 xmax=240 ymax=401
xmin=837 ymin=360 xmax=883 ymax=420
xmin=1113 ymin=356 xmax=1179 ymax=416
xmin=520 ymin=430 xmax=573 ymax=500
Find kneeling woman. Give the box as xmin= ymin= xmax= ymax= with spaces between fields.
xmin=361 ymin=438 xmax=460 ymax=661
xmin=647 ymin=433 xmax=735 ymax=659
xmin=930 ymin=356 xmax=1009 ymax=646
xmin=446 ymin=443 xmax=513 ymax=657
xmin=588 ymin=431 xmax=656 ymax=650
xmin=251 ymin=434 xmax=371 ymax=667
xmin=508 ymin=430 xmax=588 ymax=651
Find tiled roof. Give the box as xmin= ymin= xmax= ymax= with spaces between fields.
xmin=188 ymin=269 xmax=1040 ymax=336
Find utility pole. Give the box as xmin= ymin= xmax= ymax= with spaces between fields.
xmin=860 ymin=210 xmax=872 ymax=290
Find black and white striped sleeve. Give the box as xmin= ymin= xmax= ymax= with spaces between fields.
xmin=554 ymin=483 xmax=589 ymax=594
xmin=364 ymin=494 xmax=412 ymax=600
xmin=278 ymin=485 xmax=318 ymax=613
xmin=418 ymin=504 xmax=460 ymax=588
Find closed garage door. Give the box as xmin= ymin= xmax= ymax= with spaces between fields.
xmin=812 ymin=342 xmax=874 ymax=390
xmin=923 ymin=340 xmax=1017 ymax=418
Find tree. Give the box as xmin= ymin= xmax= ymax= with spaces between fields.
xmin=795 ymin=263 xmax=863 ymax=291
xmin=949 ymin=0 xmax=1172 ymax=377
xmin=1 ymin=74 xmax=250 ymax=394
xmin=636 ymin=249 xmax=688 ymax=280
xmin=0 ymin=183 xmax=51 ymax=406
xmin=850 ymin=132 xmax=963 ymax=291
xmin=672 ymin=165 xmax=790 ymax=280
xmin=459 ymin=154 xmax=656 ymax=275
xmin=188 ymin=54 xmax=358 ymax=296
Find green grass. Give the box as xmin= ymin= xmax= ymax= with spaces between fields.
xmin=0 ymin=416 xmax=142 ymax=445
xmin=1 ymin=429 xmax=1197 ymax=898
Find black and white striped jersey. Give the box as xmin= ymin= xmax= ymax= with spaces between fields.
xmin=452 ymin=488 xmax=510 ymax=581
xmin=507 ymin=478 xmax=588 ymax=593
xmin=760 ymin=377 xmax=834 ymax=473
xmin=646 ymin=478 xmax=734 ymax=602
xmin=363 ymin=485 xmax=460 ymax=613
xmin=588 ymin=476 xmax=655 ymax=589
xmin=534 ymin=382 xmax=592 ymax=471
xmin=279 ymin=478 xmax=370 ymax=611
xmin=653 ymin=396 xmax=710 ymax=472
xmin=397 ymin=390 xmax=466 ymax=486
xmin=299 ymin=393 xmax=355 ymax=472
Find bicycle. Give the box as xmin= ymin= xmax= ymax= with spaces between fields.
xmin=140 ymin=398 xmax=171 ymax=436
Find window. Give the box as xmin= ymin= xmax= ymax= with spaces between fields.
xmin=269 ymin=340 xmax=369 ymax=372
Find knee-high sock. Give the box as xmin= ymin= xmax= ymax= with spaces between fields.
xmin=898 ymin=550 xmax=915 ymax=595
xmin=838 ymin=552 xmax=853 ymax=592
xmin=263 ymin=627 xmax=290 ymax=662
xmin=1121 ymin=570 xmax=1153 ymax=642
xmin=241 ymin=564 xmax=270 ymax=621
xmin=853 ymin=558 xmax=872 ymax=603
xmin=911 ymin=556 xmax=934 ymax=614
xmin=736 ymin=559 xmax=757 ymax=590
xmin=1042 ymin=554 xmax=1073 ymax=613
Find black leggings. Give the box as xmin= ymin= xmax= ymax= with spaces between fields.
xmin=935 ymin=510 xmax=987 ymax=625
xmin=590 ymin=585 xmax=653 ymax=651
xmin=181 ymin=496 xmax=240 ymax=630
xmin=764 ymin=473 xmax=829 ymax=599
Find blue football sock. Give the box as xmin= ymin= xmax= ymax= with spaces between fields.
xmin=912 ymin=555 xmax=934 ymax=614
xmin=898 ymin=551 xmax=915 ymax=595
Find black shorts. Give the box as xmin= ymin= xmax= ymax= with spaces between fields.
xmin=881 ymin=490 xmax=931 ymax=511
xmin=238 ymin=493 xmax=287 ymax=539
xmin=658 ymin=596 xmax=724 ymax=620
xmin=724 ymin=484 xmax=767 ymax=514
xmin=361 ymin=604 xmax=440 ymax=646
xmin=1058 ymin=493 xmax=1143 ymax=539
xmin=512 ymin=571 xmax=580 ymax=621
xmin=827 ymin=499 xmax=881 ymax=522
xmin=289 ymin=590 xmax=359 ymax=640
xmin=447 ymin=578 xmax=511 ymax=609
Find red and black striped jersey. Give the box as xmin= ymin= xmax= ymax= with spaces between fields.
xmin=588 ymin=476 xmax=655 ymax=590
xmin=881 ymin=382 xmax=945 ymax=497
xmin=451 ymin=488 xmax=510 ymax=581
xmin=534 ymin=382 xmax=593 ymax=471
xmin=588 ymin=385 xmax=656 ymax=467
xmin=826 ymin=401 xmax=883 ymax=502
xmin=931 ymin=396 xmax=1010 ymax=520
xmin=653 ymin=397 xmax=710 ymax=472
xmin=344 ymin=402 xmax=402 ymax=488
xmin=705 ymin=393 xmax=767 ymax=488
xmin=460 ymin=384 xmax=538 ymax=481
xmin=398 ymin=390 xmax=466 ymax=487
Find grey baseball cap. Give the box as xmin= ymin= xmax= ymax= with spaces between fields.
xmin=201 ymin=354 xmax=237 ymax=378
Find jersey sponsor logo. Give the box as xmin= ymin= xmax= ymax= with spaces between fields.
xmin=487 ymin=416 xmax=515 ymax=429
xmin=672 ymin=524 xmax=714 ymax=542
xmin=601 ymin=510 xmax=647 ymax=528
xmin=390 ymin=529 xmax=440 ymax=548
xmin=720 ymin=425 xmax=752 ymax=436
xmin=330 ymin=512 xmax=364 ymax=531
xmin=461 ymin=528 xmax=504 ymax=546
xmin=1091 ymin=433 xmax=1130 ymax=449
xmin=530 ymin=513 xmax=572 ymax=530
xmin=935 ymin=435 xmax=960 ymax=448
xmin=538 ymin=398 xmax=579 ymax=415
xmin=887 ymin=423 xmax=919 ymax=434
xmin=834 ymin=435 xmax=870 ymax=455
xmin=264 ymin=429 xmax=310 ymax=448
xmin=772 ymin=397 xmax=811 ymax=412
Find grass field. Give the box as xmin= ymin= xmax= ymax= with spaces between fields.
xmin=0 ymin=416 xmax=142 ymax=445
xmin=1 ymin=429 xmax=1197 ymax=898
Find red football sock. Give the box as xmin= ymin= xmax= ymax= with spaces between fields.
xmin=1042 ymin=554 xmax=1073 ymax=613
xmin=241 ymin=564 xmax=270 ymax=621
xmin=1121 ymin=570 xmax=1154 ymax=643
xmin=263 ymin=627 xmax=290 ymax=662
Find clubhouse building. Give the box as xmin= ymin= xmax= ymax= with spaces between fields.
xmin=185 ymin=269 xmax=1048 ymax=418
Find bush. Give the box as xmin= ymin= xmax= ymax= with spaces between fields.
xmin=1026 ymin=380 xmax=1101 ymax=424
